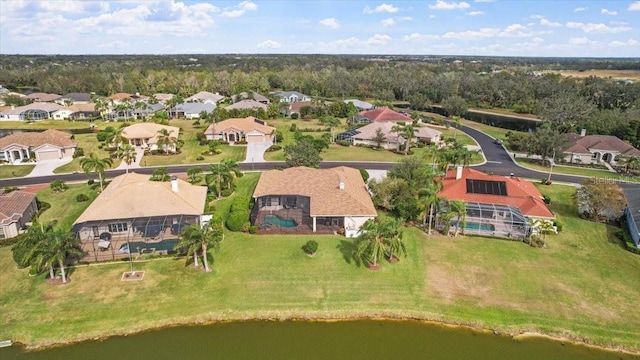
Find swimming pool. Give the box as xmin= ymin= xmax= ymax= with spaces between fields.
xmin=119 ymin=239 xmax=178 ymax=254
xmin=465 ymin=222 xmax=495 ymax=231
xmin=263 ymin=215 xmax=297 ymax=228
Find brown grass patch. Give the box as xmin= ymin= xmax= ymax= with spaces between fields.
xmin=551 ymin=70 xmax=640 ymax=81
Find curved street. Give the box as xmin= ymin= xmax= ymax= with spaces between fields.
xmin=0 ymin=125 xmax=633 ymax=188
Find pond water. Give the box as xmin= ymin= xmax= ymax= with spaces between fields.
xmin=1 ymin=320 xmax=638 ymax=360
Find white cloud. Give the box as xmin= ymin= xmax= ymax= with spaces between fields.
xmin=574 ymin=7 xmax=587 ymax=12
xmin=220 ymin=1 xmax=257 ymax=17
xmin=499 ymin=23 xmax=534 ymax=37
xmin=628 ymin=1 xmax=640 ymax=11
xmin=569 ymin=37 xmax=591 ymax=45
xmin=256 ymin=40 xmax=281 ymax=49
xmin=397 ymin=16 xmax=413 ymax=21
xmin=428 ymin=1 xmax=470 ymax=10
xmin=367 ymin=34 xmax=392 ymax=45
xmin=540 ymin=18 xmax=561 ymax=27
xmin=402 ymin=32 xmax=440 ymax=41
xmin=601 ymin=8 xmax=617 ymax=15
xmin=609 ymin=39 xmax=639 ymax=47
xmin=429 ymin=14 xmax=436 ymax=18
xmin=474 ymin=0 xmax=495 ymax=2
xmin=566 ymin=22 xmax=632 ymax=33
xmin=443 ymin=27 xmax=499 ymax=39
xmin=467 ymin=11 xmax=484 ymax=16
xmin=381 ymin=18 xmax=395 ymax=27
xmin=363 ymin=3 xmax=399 ymax=14
xmin=319 ymin=17 xmax=341 ymax=29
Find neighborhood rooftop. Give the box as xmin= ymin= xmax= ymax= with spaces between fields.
xmin=0 ymin=129 xmax=77 ymax=149
xmin=0 ymin=191 xmax=36 ymax=226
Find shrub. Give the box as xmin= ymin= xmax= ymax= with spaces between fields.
xmin=35 ymin=199 xmax=51 ymax=218
xmin=543 ymin=195 xmax=551 ymax=204
xmin=301 ymin=240 xmax=318 ymax=255
xmin=196 ymin=156 xmax=205 ymax=161
xmin=87 ymin=179 xmax=95 ymax=185
xmin=290 ymin=113 xmax=299 ymax=120
xmin=266 ymin=144 xmax=282 ymax=152
xmin=226 ymin=212 xmax=248 ymax=232
xmin=3 ymin=186 xmax=19 ymax=193
xmin=220 ymin=188 xmax=233 ymax=197
xmin=289 ymin=123 xmax=297 ymax=132
xmin=50 ymin=179 xmax=68 ymax=193
xmin=73 ymin=147 xmax=85 ymax=158
xmin=554 ymin=220 xmax=563 ymax=232
xmin=75 ymin=193 xmax=89 ymax=202
xmin=248 ymin=225 xmax=259 ymax=234
xmin=336 ymin=140 xmax=351 ymax=147
xmin=359 ymin=168 xmax=369 ymax=182
xmin=96 ymin=132 xmax=110 ymax=142
xmin=528 ymin=235 xmax=546 ymax=248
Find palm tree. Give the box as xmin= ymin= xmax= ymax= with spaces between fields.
xmin=106 ymin=127 xmax=127 ymax=151
xmin=449 ymin=200 xmax=467 ymax=237
xmin=80 ymin=153 xmax=113 ymax=191
xmin=623 ymin=156 xmax=640 ymax=173
xmin=47 ymin=228 xmax=83 ymax=284
xmin=176 ymin=223 xmax=222 ymax=272
xmin=392 ymin=124 xmax=417 ymax=155
xmin=206 ymin=163 xmax=230 ymax=197
xmin=452 ymin=116 xmax=461 ymax=139
xmin=156 ymin=128 xmax=177 ymax=155
xmin=384 ymin=218 xmax=406 ymax=261
xmin=117 ymin=144 xmax=137 ymax=173
xmin=187 ymin=167 xmax=203 ymax=184
xmin=355 ymin=219 xmax=388 ymax=269
xmin=219 ymin=159 xmax=242 ymax=190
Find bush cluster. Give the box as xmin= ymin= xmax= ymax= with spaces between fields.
xmin=225 ymin=196 xmax=251 ymax=232
xmin=75 ymin=193 xmax=89 ymax=202
xmin=265 ymin=144 xmax=282 ymax=152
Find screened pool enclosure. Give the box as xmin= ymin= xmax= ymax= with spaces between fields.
xmin=437 ymin=201 xmax=531 ymax=240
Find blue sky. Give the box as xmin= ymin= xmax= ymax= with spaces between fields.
xmin=0 ymin=0 xmax=638 ymax=56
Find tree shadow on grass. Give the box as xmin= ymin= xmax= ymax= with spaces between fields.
xmin=336 ymin=240 xmax=362 ymax=267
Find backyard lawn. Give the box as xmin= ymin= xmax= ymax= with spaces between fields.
xmin=1 ymin=181 xmax=639 ymax=350
xmin=0 ymin=165 xmax=35 ymax=179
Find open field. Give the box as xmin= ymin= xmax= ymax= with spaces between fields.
xmin=550 ymin=70 xmax=640 ymax=82
xmin=0 ymin=165 xmax=35 ymax=179
xmin=1 ymin=182 xmax=639 ymax=350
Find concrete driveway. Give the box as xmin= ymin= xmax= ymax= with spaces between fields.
xmin=25 ymin=158 xmax=74 ymax=177
xmin=243 ymin=141 xmax=273 ymax=163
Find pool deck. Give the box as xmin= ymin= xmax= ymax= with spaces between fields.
xmin=80 ymin=227 xmax=179 ymax=262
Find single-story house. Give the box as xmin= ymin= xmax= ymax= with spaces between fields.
xmin=121 ymin=123 xmax=179 ymax=152
xmin=564 ymin=131 xmax=640 ymax=165
xmin=52 ymin=108 xmax=76 ymax=120
xmin=185 ymin=91 xmax=225 ymax=104
xmin=0 ymin=102 xmax=64 ymax=121
xmin=273 ymin=91 xmax=311 ymax=103
xmin=352 ymin=107 xmax=413 ymax=124
xmin=251 ymin=166 xmax=377 ymax=237
xmin=25 ymin=92 xmax=61 ymax=103
xmin=280 ymin=101 xmax=321 ymax=117
xmin=153 ymin=93 xmax=175 ymax=104
xmin=438 ymin=167 xmax=554 ymax=239
xmin=622 ymin=186 xmax=640 ymax=248
xmin=232 ymin=92 xmax=270 ymax=104
xmin=347 ymin=122 xmax=442 ymax=149
xmin=205 ymin=116 xmax=275 ymax=143
xmin=0 ymin=190 xmax=38 ymax=239
xmin=344 ymin=99 xmax=374 ymax=111
xmin=0 ymin=129 xmax=77 ymax=162
xmin=168 ymin=102 xmax=217 ymax=119
xmin=226 ymin=99 xmax=268 ymax=111
xmin=68 ymin=103 xmax=100 ymax=120
xmin=108 ymin=93 xmax=132 ymax=104
xmin=58 ymin=92 xmax=91 ymax=104
xmin=72 ymin=173 xmax=207 ymax=261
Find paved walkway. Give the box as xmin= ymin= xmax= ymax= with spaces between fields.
xmin=243 ymin=141 xmax=273 ymax=163
xmin=25 ymin=158 xmax=73 ymax=177
xmin=115 ymin=146 xmax=145 ymax=171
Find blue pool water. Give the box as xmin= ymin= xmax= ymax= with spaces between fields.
xmin=263 ymin=215 xmax=297 ymax=228
xmin=465 ymin=222 xmax=495 ymax=231
xmin=119 ymin=239 xmax=178 ymax=254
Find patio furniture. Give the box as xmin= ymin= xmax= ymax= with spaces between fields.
xmin=98 ymin=239 xmax=111 ymax=251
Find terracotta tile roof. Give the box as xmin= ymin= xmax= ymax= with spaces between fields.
xmin=358 ymin=107 xmax=413 ymax=122
xmin=108 ymin=93 xmax=131 ymax=101
xmin=153 ymin=93 xmax=174 ymax=102
xmin=439 ymin=168 xmax=554 ymax=218
xmin=0 ymin=191 xmax=36 ymax=226
xmin=0 ymin=129 xmax=77 ymax=150
xmin=122 ymin=123 xmax=179 ymax=145
xmin=564 ymin=134 xmax=640 ymax=157
xmin=205 ymin=116 xmax=275 ymax=136
xmin=24 ymin=92 xmax=61 ymax=102
xmin=226 ymin=99 xmax=268 ymax=111
xmin=253 ymin=167 xmax=377 ymax=217
xmin=74 ymin=172 xmax=207 ymax=225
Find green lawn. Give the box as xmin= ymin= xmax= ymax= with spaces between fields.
xmin=0 ymin=165 xmax=35 ymax=179
xmin=1 ymin=120 xmax=94 ymax=130
xmin=460 ymin=118 xmax=525 ymax=141
xmin=35 ymin=183 xmax=99 ymax=231
xmin=53 ymin=133 xmax=120 ymax=174
xmin=515 ymin=157 xmax=634 ymax=180
xmin=1 ymin=182 xmax=640 ymax=350
xmin=471 ymin=107 xmax=540 ymax=120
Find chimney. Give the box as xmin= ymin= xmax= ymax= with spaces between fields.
xmin=339 ymin=181 xmax=345 ymax=190
xmin=171 ymin=176 xmax=178 ymax=192
xmin=455 ymin=166 xmax=463 ymax=180
xmin=580 ymin=128 xmax=586 ymax=137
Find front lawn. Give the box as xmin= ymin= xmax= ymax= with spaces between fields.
xmin=35 ymin=183 xmax=99 ymax=231
xmin=0 ymin=165 xmax=35 ymax=179
xmin=1 ymin=182 xmax=640 ymax=350
xmin=53 ymin=133 xmax=120 ymax=174
xmin=515 ymin=157 xmax=631 ymax=179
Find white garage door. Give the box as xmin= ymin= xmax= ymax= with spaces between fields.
xmin=37 ymin=150 xmax=59 ymax=161
xmin=246 ymin=134 xmax=265 ymax=144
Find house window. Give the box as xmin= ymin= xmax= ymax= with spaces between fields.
xmin=108 ymin=223 xmax=128 ymax=233
xmin=574 ymin=155 xmax=581 ymax=161
xmin=591 ymin=153 xmax=598 ymax=159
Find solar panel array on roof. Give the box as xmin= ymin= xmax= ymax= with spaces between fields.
xmin=466 ymin=179 xmax=508 ymax=196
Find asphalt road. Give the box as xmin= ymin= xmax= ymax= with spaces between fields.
xmin=0 ymin=126 xmax=633 ymax=187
